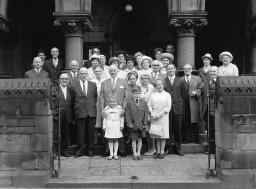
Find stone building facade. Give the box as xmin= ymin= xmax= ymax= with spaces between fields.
xmin=0 ymin=0 xmax=254 ymax=77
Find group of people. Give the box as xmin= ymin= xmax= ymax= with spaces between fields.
xmin=24 ymin=45 xmax=239 ymax=160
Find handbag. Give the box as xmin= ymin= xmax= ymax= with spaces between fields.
xmin=149 ymin=120 xmax=163 ymax=137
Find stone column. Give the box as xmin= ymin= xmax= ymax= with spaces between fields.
xmin=247 ymin=0 xmax=256 ymax=74
xmin=54 ymin=18 xmax=92 ymax=69
xmin=169 ymin=15 xmax=207 ymax=69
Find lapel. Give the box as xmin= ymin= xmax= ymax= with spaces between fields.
xmin=114 ymin=78 xmax=120 ymax=90
xmin=165 ymin=77 xmax=172 ymax=90
xmin=59 ymin=86 xmax=65 ymax=101
xmin=77 ymin=80 xmax=86 ymax=96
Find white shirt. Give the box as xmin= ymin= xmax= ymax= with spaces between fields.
xmin=60 ymin=85 xmax=67 ymax=100
xmin=152 ymin=72 xmax=159 ymax=78
xmin=185 ymin=75 xmax=191 ymax=82
xmin=34 ymin=68 xmax=41 ymax=73
xmin=53 ymin=58 xmax=58 ymax=67
xmin=168 ymin=75 xmax=175 ymax=85
xmin=71 ymin=71 xmax=77 ymax=78
xmin=80 ymin=80 xmax=88 ymax=95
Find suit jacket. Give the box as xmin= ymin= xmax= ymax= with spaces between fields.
xmin=125 ymin=98 xmax=148 ymax=131
xmin=182 ymin=75 xmax=204 ymax=123
xmin=43 ymin=58 xmax=65 ymax=84
xmin=100 ymin=78 xmax=127 ymax=110
xmin=51 ymin=85 xmax=74 ymax=123
xmin=73 ymin=80 xmax=97 ymax=119
xmin=24 ymin=69 xmax=49 ymax=78
xmin=149 ymin=72 xmax=166 ymax=85
xmin=164 ymin=76 xmax=184 ymax=115
xmin=67 ymin=70 xmax=79 ymax=87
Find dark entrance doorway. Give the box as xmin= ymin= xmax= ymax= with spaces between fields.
xmin=7 ymin=0 xmax=64 ymax=77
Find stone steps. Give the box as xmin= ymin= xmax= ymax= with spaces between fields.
xmin=47 ymin=176 xmax=222 ymax=189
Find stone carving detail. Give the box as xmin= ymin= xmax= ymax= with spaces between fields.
xmin=54 ymin=18 xmax=92 ymax=34
xmin=169 ymin=17 xmax=207 ymax=33
xmin=218 ymin=76 xmax=256 ymax=96
xmin=0 ymin=79 xmax=52 ymax=98
xmin=0 ymin=16 xmax=10 ymax=33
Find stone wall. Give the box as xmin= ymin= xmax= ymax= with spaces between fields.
xmin=216 ymin=76 xmax=256 ymax=189
xmin=0 ymin=79 xmax=53 ymax=187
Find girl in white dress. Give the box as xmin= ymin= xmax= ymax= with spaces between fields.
xmin=148 ymin=79 xmax=172 ymax=159
xmin=103 ymin=94 xmax=124 ymax=160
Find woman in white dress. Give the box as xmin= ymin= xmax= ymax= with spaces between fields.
xmin=137 ymin=56 xmax=152 ymax=84
xmin=218 ymin=51 xmax=239 ymax=76
xmin=148 ymin=79 xmax=172 ymax=159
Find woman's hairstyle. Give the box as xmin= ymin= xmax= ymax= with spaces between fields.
xmin=108 ymin=93 xmax=118 ymax=102
xmin=154 ymin=78 xmax=165 ymax=87
xmin=127 ymin=71 xmax=138 ymax=80
xmin=154 ymin=48 xmax=163 ymax=54
xmin=92 ymin=65 xmax=104 ymax=71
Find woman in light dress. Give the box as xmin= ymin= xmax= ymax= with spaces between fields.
xmin=137 ymin=56 xmax=153 ymax=85
xmin=218 ymin=51 xmax=239 ymax=76
xmin=148 ymin=79 xmax=172 ymax=159
xmin=103 ymin=94 xmax=124 ymax=160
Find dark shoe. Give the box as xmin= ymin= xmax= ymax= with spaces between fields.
xmin=88 ymin=151 xmax=94 ymax=157
xmin=74 ymin=153 xmax=83 ymax=158
xmin=119 ymin=152 xmax=126 ymax=157
xmin=154 ymin=153 xmax=160 ymax=159
xmin=164 ymin=149 xmax=170 ymax=156
xmin=175 ymin=150 xmax=184 ymax=156
xmin=61 ymin=151 xmax=71 ymax=157
xmin=158 ymin=154 xmax=164 ymax=159
xmin=137 ymin=155 xmax=143 ymax=161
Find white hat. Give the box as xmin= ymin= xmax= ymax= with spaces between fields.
xmin=90 ymin=54 xmax=100 ymax=61
xmin=202 ymin=53 xmax=213 ymax=61
xmin=159 ymin=53 xmax=174 ymax=62
xmin=219 ymin=51 xmax=233 ymax=61
xmin=141 ymin=56 xmax=153 ymax=65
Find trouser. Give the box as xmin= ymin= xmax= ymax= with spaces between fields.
xmin=53 ymin=117 xmax=70 ymax=152
xmin=166 ymin=109 xmax=182 ymax=150
xmin=77 ymin=117 xmax=95 ymax=151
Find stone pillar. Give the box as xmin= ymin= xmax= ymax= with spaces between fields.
xmin=216 ymin=76 xmax=256 ymax=188
xmin=247 ymin=0 xmax=256 ymax=74
xmin=169 ymin=15 xmax=207 ymax=68
xmin=0 ymin=79 xmax=52 ymax=187
xmin=54 ymin=18 xmax=92 ymax=69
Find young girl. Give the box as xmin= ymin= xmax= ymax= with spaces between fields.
xmin=126 ymin=87 xmax=148 ymax=160
xmin=103 ymin=94 xmax=124 ymax=160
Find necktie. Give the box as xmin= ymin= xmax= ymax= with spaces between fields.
xmin=210 ymin=79 xmax=215 ymax=85
xmin=136 ymin=99 xmax=139 ymax=106
xmin=36 ymin=69 xmax=40 ymax=73
xmin=170 ymin=77 xmax=173 ymax=85
xmin=186 ymin=78 xmax=190 ymax=91
xmin=53 ymin=59 xmax=57 ymax=67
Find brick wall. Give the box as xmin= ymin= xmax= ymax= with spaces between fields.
xmin=0 ymin=79 xmax=52 ymax=187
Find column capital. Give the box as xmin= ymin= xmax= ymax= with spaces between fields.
xmin=169 ymin=14 xmax=207 ymax=35
xmin=53 ymin=14 xmax=92 ymax=34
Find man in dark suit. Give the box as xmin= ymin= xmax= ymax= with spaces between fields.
xmin=204 ymin=66 xmax=218 ymax=155
xmin=51 ymin=73 xmax=74 ymax=157
xmin=24 ymin=57 xmax=49 ymax=78
xmin=73 ymin=67 xmax=97 ymax=157
xmin=164 ymin=64 xmax=184 ymax=156
xmin=67 ymin=60 xmax=79 ymax=87
xmin=43 ymin=47 xmax=65 ymax=85
xmin=182 ymin=64 xmax=204 ymax=144
xmin=150 ymin=60 xmax=166 ymax=85
xmin=100 ymin=64 xmax=127 ymax=156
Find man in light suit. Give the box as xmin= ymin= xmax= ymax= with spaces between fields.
xmin=182 ymin=64 xmax=204 ymax=144
xmin=164 ymin=64 xmax=184 ymax=156
xmin=73 ymin=67 xmax=97 ymax=157
xmin=100 ymin=64 xmax=127 ymax=156
xmin=67 ymin=60 xmax=79 ymax=87
xmin=43 ymin=47 xmax=65 ymax=85
xmin=24 ymin=57 xmax=49 ymax=78
xmin=150 ymin=60 xmax=166 ymax=85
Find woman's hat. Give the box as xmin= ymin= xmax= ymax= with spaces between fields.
xmin=141 ymin=56 xmax=153 ymax=65
xmin=134 ymin=52 xmax=143 ymax=59
xmin=159 ymin=53 xmax=174 ymax=62
xmin=202 ymin=53 xmax=213 ymax=61
xmin=115 ymin=51 xmax=127 ymax=58
xmin=109 ymin=57 xmax=119 ymax=65
xmin=219 ymin=51 xmax=233 ymax=61
xmin=90 ymin=54 xmax=100 ymax=61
